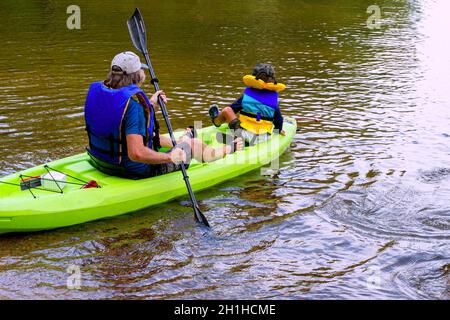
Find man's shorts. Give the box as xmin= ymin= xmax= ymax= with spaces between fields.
xmin=147 ymin=141 xmax=192 ymax=177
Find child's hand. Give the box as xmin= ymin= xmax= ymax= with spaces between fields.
xmin=280 ymin=130 xmax=286 ymax=136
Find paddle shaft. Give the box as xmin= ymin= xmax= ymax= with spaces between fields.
xmin=141 ymin=52 xmax=207 ymax=226
xmin=127 ymin=8 xmax=209 ymax=226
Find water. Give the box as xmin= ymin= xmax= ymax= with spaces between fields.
xmin=0 ymin=0 xmax=449 ymax=299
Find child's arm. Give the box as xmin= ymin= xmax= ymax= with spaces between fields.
xmin=230 ymin=96 xmax=243 ymax=114
xmin=273 ymin=108 xmax=284 ymax=134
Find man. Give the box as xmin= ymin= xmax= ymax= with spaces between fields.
xmin=84 ymin=51 xmax=243 ymax=178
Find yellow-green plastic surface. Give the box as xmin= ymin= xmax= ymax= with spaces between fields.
xmin=0 ymin=118 xmax=296 ymax=234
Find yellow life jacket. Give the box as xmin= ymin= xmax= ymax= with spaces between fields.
xmin=242 ymin=75 xmax=286 ymax=92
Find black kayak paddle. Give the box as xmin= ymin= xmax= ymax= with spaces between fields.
xmin=127 ymin=8 xmax=210 ymax=227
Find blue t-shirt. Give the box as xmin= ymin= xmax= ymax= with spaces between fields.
xmin=120 ymin=98 xmax=151 ymax=174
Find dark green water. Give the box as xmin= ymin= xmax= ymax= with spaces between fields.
xmin=0 ymin=0 xmax=449 ymax=299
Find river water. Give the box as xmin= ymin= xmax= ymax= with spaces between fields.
xmin=0 ymin=0 xmax=449 ymax=299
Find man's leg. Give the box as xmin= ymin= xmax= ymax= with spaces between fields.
xmin=148 ymin=137 xmax=239 ymax=177
xmin=187 ymin=137 xmax=242 ymax=162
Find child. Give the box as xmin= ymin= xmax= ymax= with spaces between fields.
xmin=209 ymin=63 xmax=286 ymax=145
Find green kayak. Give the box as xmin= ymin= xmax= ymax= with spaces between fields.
xmin=0 ymin=117 xmax=296 ymax=234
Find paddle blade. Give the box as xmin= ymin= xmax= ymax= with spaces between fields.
xmin=127 ymin=8 xmax=148 ymax=54
xmin=195 ymin=206 xmax=210 ymax=228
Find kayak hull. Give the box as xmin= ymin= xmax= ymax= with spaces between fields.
xmin=0 ymin=117 xmax=296 ymax=234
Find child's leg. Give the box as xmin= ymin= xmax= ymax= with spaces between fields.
xmin=214 ymin=107 xmax=238 ymax=126
xmin=209 ymin=105 xmax=244 ymax=140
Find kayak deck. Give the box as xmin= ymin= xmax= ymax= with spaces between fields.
xmin=0 ymin=117 xmax=296 ymax=234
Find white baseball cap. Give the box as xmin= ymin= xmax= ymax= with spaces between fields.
xmin=111 ymin=51 xmax=149 ymax=75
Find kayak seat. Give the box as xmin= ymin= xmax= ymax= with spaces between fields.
xmin=86 ymin=149 xmax=141 ymax=180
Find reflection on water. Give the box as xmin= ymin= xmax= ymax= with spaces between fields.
xmin=0 ymin=0 xmax=449 ymax=299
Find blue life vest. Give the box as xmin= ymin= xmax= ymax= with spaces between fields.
xmin=84 ymin=81 xmax=156 ymax=165
xmin=239 ymin=87 xmax=279 ymax=134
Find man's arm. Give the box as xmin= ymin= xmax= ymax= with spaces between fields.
xmin=126 ymin=134 xmax=173 ymax=164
